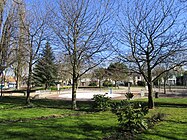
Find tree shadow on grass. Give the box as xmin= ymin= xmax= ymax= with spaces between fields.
xmin=0 ymin=96 xmax=95 ymax=112
xmin=154 ymin=102 xmax=187 ymax=108
xmin=1 ymin=114 xmax=116 ymax=140
xmin=0 ymin=96 xmax=26 ymax=106
xmin=164 ymin=119 xmax=187 ymax=125
xmin=138 ymin=132 xmax=182 ymax=140
xmin=132 ymin=100 xmax=187 ymax=108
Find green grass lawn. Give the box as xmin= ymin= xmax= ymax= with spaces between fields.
xmin=0 ymin=112 xmax=118 ymax=140
xmin=0 ymin=96 xmax=187 ymax=140
xmin=136 ymin=98 xmax=187 ymax=140
xmin=137 ymin=107 xmax=187 ymax=140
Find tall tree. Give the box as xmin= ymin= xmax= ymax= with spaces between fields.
xmin=48 ymin=0 xmax=114 ymax=109
xmin=117 ymin=0 xmax=187 ymax=108
xmin=0 ymin=0 xmax=18 ymax=98
xmin=11 ymin=0 xmax=28 ymax=90
xmin=19 ymin=2 xmax=48 ymax=104
xmin=0 ymin=0 xmax=17 ymax=71
xmin=33 ymin=42 xmax=57 ymax=89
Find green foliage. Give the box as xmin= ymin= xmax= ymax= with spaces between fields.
xmin=88 ymin=82 xmax=97 ymax=87
xmin=125 ymin=92 xmax=134 ymax=100
xmin=111 ymin=100 xmax=149 ymax=136
xmin=93 ymin=68 xmax=106 ymax=80
xmin=103 ymin=80 xmax=113 ymax=87
xmin=33 ymin=42 xmax=57 ymax=89
xmin=137 ymin=81 xmax=146 ymax=86
xmin=107 ymin=62 xmax=128 ymax=82
xmin=92 ymin=94 xmax=111 ymax=111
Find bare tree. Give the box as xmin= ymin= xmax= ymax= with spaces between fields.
xmin=117 ymin=0 xmax=187 ymax=108
xmin=9 ymin=0 xmax=28 ymax=90
xmin=48 ymin=0 xmax=113 ymax=109
xmin=0 ymin=0 xmax=17 ymax=71
xmin=56 ymin=53 xmax=72 ymax=86
xmin=15 ymin=1 xmax=27 ymax=90
xmin=0 ymin=0 xmax=19 ymax=98
xmin=19 ymin=3 xmax=48 ymax=104
xmin=153 ymin=66 xmax=176 ymax=94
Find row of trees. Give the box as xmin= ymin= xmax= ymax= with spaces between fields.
xmin=1 ymin=0 xmax=187 ymax=109
xmin=92 ymin=62 xmax=128 ymax=88
xmin=0 ymin=0 xmax=49 ymax=104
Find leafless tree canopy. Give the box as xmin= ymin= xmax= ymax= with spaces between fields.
xmin=16 ymin=1 xmax=49 ymax=104
xmin=0 ymin=0 xmax=18 ymax=70
xmin=49 ymin=0 xmax=113 ymax=77
xmin=117 ymin=0 xmax=187 ymax=108
xmin=118 ymin=0 xmax=187 ymax=83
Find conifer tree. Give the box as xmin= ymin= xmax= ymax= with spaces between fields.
xmin=33 ymin=42 xmax=57 ymax=89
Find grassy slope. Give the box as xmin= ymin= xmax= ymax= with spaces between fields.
xmin=0 ymin=96 xmax=187 ymax=140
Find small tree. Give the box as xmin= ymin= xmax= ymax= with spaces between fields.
xmin=111 ymin=101 xmax=148 ymax=137
xmin=92 ymin=67 xmax=107 ymax=88
xmin=33 ymin=42 xmax=57 ymax=89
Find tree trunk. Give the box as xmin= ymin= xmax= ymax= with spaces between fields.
xmin=133 ymin=76 xmax=136 ymax=86
xmin=99 ymin=79 xmax=101 ymax=88
xmin=72 ymin=76 xmax=78 ymax=110
xmin=26 ymin=62 xmax=32 ymax=105
xmin=45 ymin=83 xmax=48 ymax=90
xmin=158 ymin=79 xmax=161 ymax=92
xmin=147 ymin=82 xmax=154 ymax=109
xmin=163 ymin=78 xmax=166 ymax=94
xmin=0 ymin=71 xmax=3 ymax=99
xmin=16 ymin=52 xmax=22 ymax=90
xmin=115 ymin=80 xmax=117 ymax=88
xmin=147 ymin=60 xmax=154 ymax=109
xmin=16 ymin=68 xmax=21 ymax=90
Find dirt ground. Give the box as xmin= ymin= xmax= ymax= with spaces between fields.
xmin=2 ymin=86 xmax=187 ymax=101
xmin=36 ymin=86 xmax=187 ymax=100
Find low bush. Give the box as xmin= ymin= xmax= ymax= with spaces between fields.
xmin=103 ymin=80 xmax=113 ymax=87
xmin=88 ymin=82 xmax=97 ymax=87
xmin=137 ymin=81 xmax=146 ymax=87
xmin=125 ymin=92 xmax=134 ymax=100
xmin=92 ymin=94 xmax=111 ymax=111
xmin=111 ymin=101 xmax=149 ymax=138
